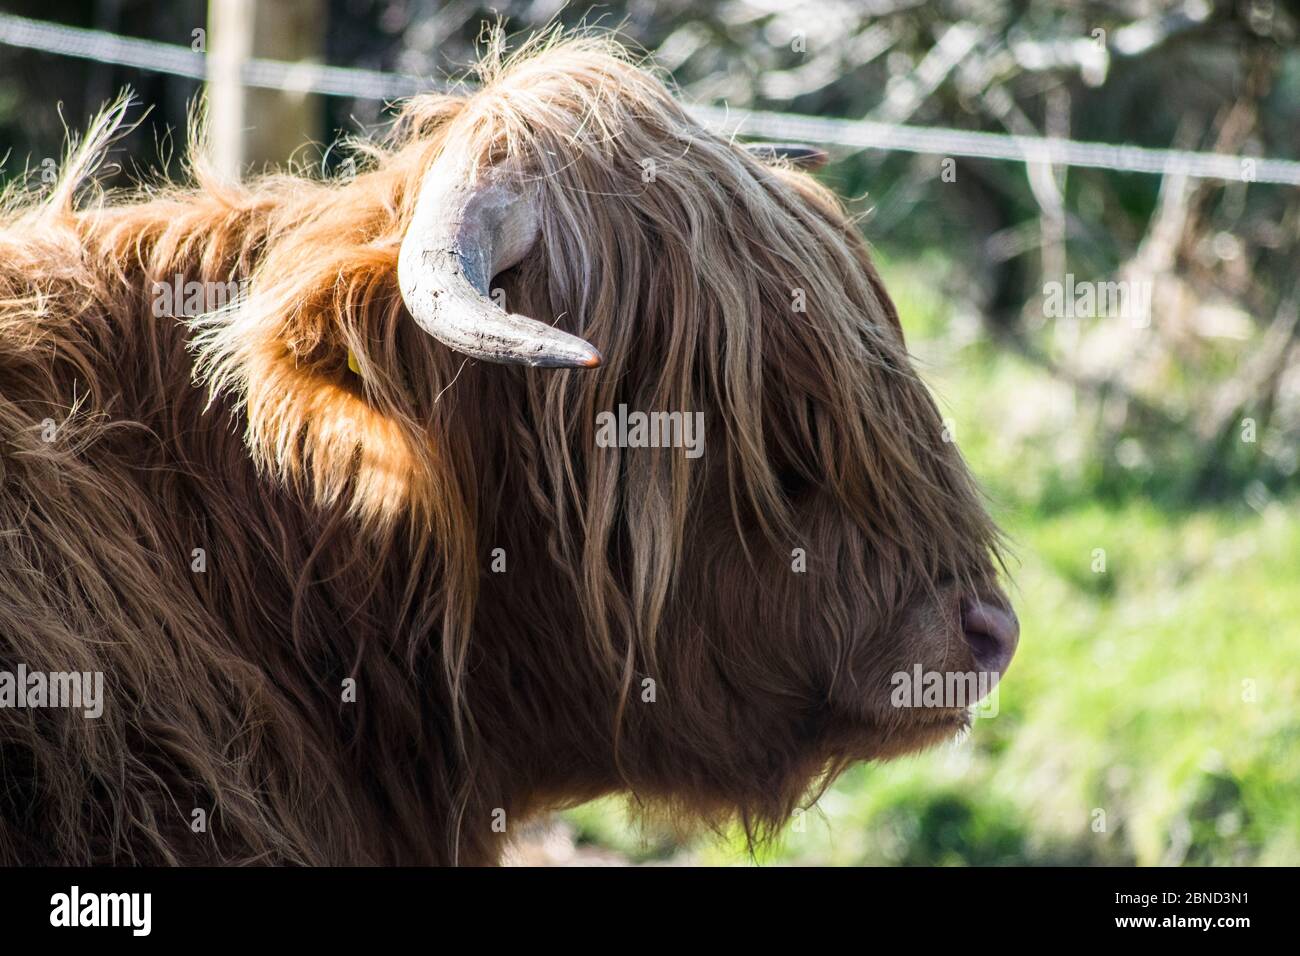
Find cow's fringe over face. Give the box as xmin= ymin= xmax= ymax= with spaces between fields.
xmin=0 ymin=32 xmax=1012 ymax=863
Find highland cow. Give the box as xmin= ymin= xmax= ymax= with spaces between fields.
xmin=0 ymin=34 xmax=1017 ymax=865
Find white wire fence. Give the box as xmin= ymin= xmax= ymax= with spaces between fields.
xmin=2 ymin=10 xmax=1298 ymax=186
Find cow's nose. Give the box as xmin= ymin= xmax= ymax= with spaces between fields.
xmin=960 ymin=596 xmax=1019 ymax=677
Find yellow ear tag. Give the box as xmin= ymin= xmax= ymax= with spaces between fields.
xmin=347 ymin=349 xmax=361 ymax=376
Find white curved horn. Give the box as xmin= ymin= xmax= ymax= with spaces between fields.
xmin=397 ymin=156 xmax=602 ymax=369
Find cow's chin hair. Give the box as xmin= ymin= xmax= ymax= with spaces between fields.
xmin=598 ymin=710 xmax=972 ymax=851
xmin=822 ymin=707 xmax=971 ymax=765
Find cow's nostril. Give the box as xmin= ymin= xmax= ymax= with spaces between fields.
xmin=960 ymin=597 xmax=1020 ymax=677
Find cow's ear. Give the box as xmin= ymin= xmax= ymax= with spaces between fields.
xmin=743 ymin=142 xmax=830 ymax=170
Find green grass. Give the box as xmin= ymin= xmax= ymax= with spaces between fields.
xmin=559 ymin=269 xmax=1300 ymax=866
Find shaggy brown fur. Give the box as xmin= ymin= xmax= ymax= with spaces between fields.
xmin=0 ymin=33 xmax=1007 ymax=865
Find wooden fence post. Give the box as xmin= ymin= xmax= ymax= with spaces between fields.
xmin=206 ymin=0 xmax=325 ymax=180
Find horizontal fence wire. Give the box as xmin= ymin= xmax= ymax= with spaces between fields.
xmin=2 ymin=10 xmax=1299 ymax=186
